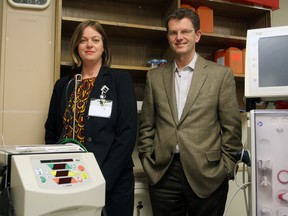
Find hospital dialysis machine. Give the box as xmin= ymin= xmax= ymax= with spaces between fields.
xmin=250 ymin=110 xmax=288 ymax=216
xmin=0 ymin=144 xmax=105 ymax=216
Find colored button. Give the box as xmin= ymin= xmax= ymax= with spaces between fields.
xmin=40 ymin=176 xmax=46 ymax=183
xmin=78 ymin=165 xmax=85 ymax=171
xmin=68 ymin=171 xmax=78 ymax=176
xmin=65 ymin=164 xmax=72 ymax=169
xmin=82 ymin=172 xmax=88 ymax=179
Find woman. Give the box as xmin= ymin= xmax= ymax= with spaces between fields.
xmin=45 ymin=20 xmax=137 ymax=216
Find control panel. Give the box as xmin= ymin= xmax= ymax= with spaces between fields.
xmin=32 ymin=156 xmax=92 ymax=189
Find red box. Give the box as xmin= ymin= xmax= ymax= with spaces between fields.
xmin=228 ymin=0 xmax=279 ymax=10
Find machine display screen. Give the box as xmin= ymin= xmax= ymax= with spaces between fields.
xmin=50 ymin=163 xmax=67 ymax=170
xmin=55 ymin=170 xmax=69 ymax=177
xmin=40 ymin=159 xmax=73 ymax=163
xmin=58 ymin=177 xmax=73 ymax=184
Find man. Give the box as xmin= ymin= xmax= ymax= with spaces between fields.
xmin=138 ymin=8 xmax=242 ymax=216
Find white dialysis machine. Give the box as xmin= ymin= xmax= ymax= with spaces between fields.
xmin=0 ymin=144 xmax=105 ymax=216
xmin=250 ymin=110 xmax=288 ymax=216
xmin=244 ymin=25 xmax=288 ymax=216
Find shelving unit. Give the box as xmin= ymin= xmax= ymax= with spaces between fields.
xmin=183 ymin=0 xmax=271 ymax=60
xmin=57 ymin=0 xmax=177 ymax=68
xmin=182 ymin=0 xmax=271 ymax=109
xmin=55 ymin=0 xmax=271 ymax=107
xmin=54 ymin=2 xmax=272 ymax=214
xmin=56 ymin=0 xmax=179 ymax=100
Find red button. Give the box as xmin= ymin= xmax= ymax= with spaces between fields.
xmin=78 ymin=165 xmax=85 ymax=171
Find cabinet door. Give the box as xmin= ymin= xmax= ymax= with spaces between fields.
xmin=134 ymin=178 xmax=152 ymax=216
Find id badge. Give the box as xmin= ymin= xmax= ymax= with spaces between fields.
xmin=88 ymin=98 xmax=112 ymax=118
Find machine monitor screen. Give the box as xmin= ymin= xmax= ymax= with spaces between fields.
xmin=245 ymin=25 xmax=288 ymax=99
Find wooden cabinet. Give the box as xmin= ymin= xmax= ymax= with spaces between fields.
xmin=56 ymin=0 xmax=271 ymax=108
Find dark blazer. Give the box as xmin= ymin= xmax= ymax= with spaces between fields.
xmin=45 ymin=66 xmax=137 ymax=192
xmin=138 ymin=55 xmax=242 ymax=198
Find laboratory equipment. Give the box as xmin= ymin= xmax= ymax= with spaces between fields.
xmin=245 ymin=26 xmax=288 ymax=100
xmin=0 ymin=144 xmax=105 ymax=216
xmin=250 ymin=110 xmax=288 ymax=215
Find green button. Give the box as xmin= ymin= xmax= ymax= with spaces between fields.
xmin=40 ymin=176 xmax=46 ymax=183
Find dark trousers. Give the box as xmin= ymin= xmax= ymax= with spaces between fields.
xmin=102 ymin=167 xmax=135 ymax=216
xmin=149 ymin=157 xmax=228 ymax=216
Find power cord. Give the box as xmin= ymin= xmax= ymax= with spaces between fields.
xmin=223 ymin=181 xmax=251 ymax=216
xmin=0 ymin=133 xmax=15 ymax=216
xmin=223 ymin=148 xmax=251 ymax=216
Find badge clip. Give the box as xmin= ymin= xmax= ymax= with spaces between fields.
xmin=100 ymin=85 xmax=109 ymax=107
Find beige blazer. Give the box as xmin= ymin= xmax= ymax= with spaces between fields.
xmin=138 ymin=55 xmax=242 ymax=198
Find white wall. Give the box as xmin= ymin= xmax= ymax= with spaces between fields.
xmin=0 ymin=1 xmax=56 ymax=145
xmin=272 ymin=0 xmax=288 ymax=26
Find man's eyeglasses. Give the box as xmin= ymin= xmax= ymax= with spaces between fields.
xmin=167 ymin=29 xmax=194 ymax=38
